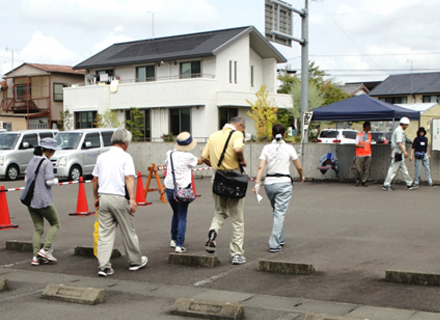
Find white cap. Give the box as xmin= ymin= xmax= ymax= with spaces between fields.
xmin=400 ymin=117 xmax=410 ymax=125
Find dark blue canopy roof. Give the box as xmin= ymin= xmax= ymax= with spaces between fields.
xmin=312 ymin=95 xmax=420 ymax=121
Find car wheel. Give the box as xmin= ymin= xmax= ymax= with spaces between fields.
xmin=6 ymin=164 xmax=19 ymax=180
xmin=69 ymin=165 xmax=82 ymax=181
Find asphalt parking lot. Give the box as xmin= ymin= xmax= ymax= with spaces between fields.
xmin=1 ymin=177 xmax=440 ymax=319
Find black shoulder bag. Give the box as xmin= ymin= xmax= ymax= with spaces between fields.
xmin=212 ymin=130 xmax=248 ymax=198
xmin=20 ymin=158 xmax=45 ymax=207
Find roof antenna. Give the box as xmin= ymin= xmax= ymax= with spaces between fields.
xmin=147 ymin=11 xmax=155 ymax=39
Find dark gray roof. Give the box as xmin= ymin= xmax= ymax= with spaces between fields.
xmin=74 ymin=26 xmax=286 ymax=70
xmin=335 ymin=83 xmax=369 ymax=96
xmin=369 ymin=72 xmax=440 ymax=96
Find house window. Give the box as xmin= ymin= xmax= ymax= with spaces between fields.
xmin=229 ymin=61 xmax=232 ymax=83
xmin=180 ymin=61 xmax=201 ymax=79
xmin=96 ymin=69 xmax=114 ymax=82
xmin=75 ymin=111 xmax=97 ymax=129
xmin=16 ymin=84 xmax=28 ymax=101
xmin=423 ymin=95 xmax=439 ymax=103
xmin=234 ymin=61 xmax=237 ymax=83
xmin=379 ymin=96 xmax=407 ymax=104
xmin=136 ymin=66 xmax=155 ymax=82
xmin=53 ymin=83 xmax=66 ymax=102
xmin=219 ymin=108 xmax=238 ymax=129
xmin=251 ymin=65 xmax=254 ymax=87
xmin=170 ymin=108 xmax=190 ymax=134
xmin=125 ymin=109 xmax=151 ymax=141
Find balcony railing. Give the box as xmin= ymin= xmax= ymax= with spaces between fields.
xmin=71 ymin=74 xmax=216 ymax=87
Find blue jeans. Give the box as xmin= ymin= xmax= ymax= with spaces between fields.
xmin=166 ymin=188 xmax=189 ymax=247
xmin=414 ymin=154 xmax=432 ymax=185
xmin=264 ymin=182 xmax=293 ymax=250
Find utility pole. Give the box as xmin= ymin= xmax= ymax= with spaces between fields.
xmin=5 ymin=47 xmax=19 ymax=71
xmin=148 ymin=11 xmax=155 ymax=38
xmin=300 ymin=0 xmax=309 ymax=143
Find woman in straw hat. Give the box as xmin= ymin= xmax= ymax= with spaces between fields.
xmin=164 ymin=132 xmax=203 ymax=253
xmin=22 ymin=138 xmax=61 ymax=266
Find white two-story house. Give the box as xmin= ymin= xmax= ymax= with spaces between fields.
xmin=64 ymin=26 xmax=291 ymax=140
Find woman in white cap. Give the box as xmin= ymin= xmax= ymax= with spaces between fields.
xmin=253 ymin=124 xmax=305 ymax=253
xmin=22 ymin=138 xmax=60 ymax=266
xmin=164 ymin=132 xmax=203 ymax=253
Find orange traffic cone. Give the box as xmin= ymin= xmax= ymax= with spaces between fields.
xmin=69 ymin=177 xmax=94 ymax=216
xmin=136 ymin=172 xmax=151 ymax=206
xmin=191 ymin=171 xmax=201 ymax=198
xmin=0 ymin=185 xmax=19 ymax=230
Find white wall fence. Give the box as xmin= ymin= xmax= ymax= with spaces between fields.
xmin=128 ymin=142 xmax=439 ymax=184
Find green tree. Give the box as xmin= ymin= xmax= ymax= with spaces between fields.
xmin=95 ymin=109 xmax=121 ymax=128
xmin=59 ymin=109 xmax=73 ymax=131
xmin=125 ymin=107 xmax=145 ymax=141
xmin=247 ymin=85 xmax=278 ymax=142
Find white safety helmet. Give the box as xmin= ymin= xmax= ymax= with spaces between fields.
xmin=400 ymin=117 xmax=410 ymax=125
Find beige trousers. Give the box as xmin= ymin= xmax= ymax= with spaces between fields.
xmin=98 ymin=194 xmax=143 ymax=269
xmin=210 ymin=174 xmax=245 ymax=257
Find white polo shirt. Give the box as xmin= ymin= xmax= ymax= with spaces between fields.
xmin=92 ymin=146 xmax=135 ymax=196
xmin=259 ymin=140 xmax=298 ymax=185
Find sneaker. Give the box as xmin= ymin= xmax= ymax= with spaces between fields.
xmin=170 ymin=240 xmax=177 ymax=248
xmin=129 ymin=256 xmax=148 ymax=271
xmin=408 ymin=183 xmax=418 ymax=190
xmin=175 ymin=246 xmax=187 ymax=253
xmin=361 ymin=182 xmax=367 ymax=187
xmin=205 ymin=229 xmax=217 ymax=254
xmin=427 ymin=183 xmax=434 ymax=187
xmin=32 ymin=256 xmax=49 ymax=266
xmin=382 ymin=185 xmax=394 ymax=191
xmin=280 ymin=241 xmax=285 ymax=247
xmin=98 ymin=267 xmax=114 ymax=277
xmin=355 ymin=180 xmax=360 ymax=187
xmin=269 ymin=247 xmax=282 ymax=253
xmin=38 ymin=248 xmax=57 ymax=262
xmin=231 ymin=254 xmax=246 ymax=265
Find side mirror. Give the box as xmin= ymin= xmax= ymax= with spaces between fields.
xmin=22 ymin=142 xmax=29 ymax=149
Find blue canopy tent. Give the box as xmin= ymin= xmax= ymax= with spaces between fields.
xmin=312 ymin=95 xmax=420 ymax=121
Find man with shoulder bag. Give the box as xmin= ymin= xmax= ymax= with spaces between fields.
xmin=201 ymin=117 xmax=248 ymax=265
xmin=382 ymin=117 xmax=418 ymax=191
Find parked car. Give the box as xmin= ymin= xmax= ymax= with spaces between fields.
xmin=0 ymin=129 xmax=59 ymax=180
xmin=370 ymin=131 xmax=392 ymax=144
xmin=51 ymin=128 xmax=117 ymax=181
xmin=317 ymin=129 xmax=359 ymax=144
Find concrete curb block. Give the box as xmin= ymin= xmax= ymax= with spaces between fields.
xmin=42 ymin=284 xmax=105 ymax=305
xmin=171 ymin=297 xmax=244 ymax=319
xmin=168 ymin=253 xmax=221 ymax=268
xmin=74 ymin=246 xmax=121 ymax=259
xmin=385 ymin=269 xmax=440 ymax=286
xmin=6 ymin=240 xmax=42 ymax=252
xmin=258 ymin=259 xmax=315 ymax=275
xmin=0 ymin=278 xmax=9 ymax=292
xmin=304 ymin=313 xmax=363 ymax=320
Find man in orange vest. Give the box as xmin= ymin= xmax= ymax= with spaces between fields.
xmin=355 ymin=121 xmax=372 ymax=187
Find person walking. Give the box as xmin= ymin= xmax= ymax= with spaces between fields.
xmin=253 ymin=124 xmax=304 ymax=253
xmin=382 ymin=117 xmax=418 ymax=191
xmin=355 ymin=121 xmax=372 ymax=187
xmin=164 ymin=132 xmax=203 ymax=253
xmin=22 ymin=138 xmax=60 ymax=266
xmin=201 ymin=116 xmax=247 ymax=265
xmin=410 ymin=127 xmax=433 ymax=187
xmin=92 ymin=128 xmax=147 ymax=277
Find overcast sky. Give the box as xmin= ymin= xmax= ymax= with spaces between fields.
xmin=1 ymin=0 xmax=440 ymax=84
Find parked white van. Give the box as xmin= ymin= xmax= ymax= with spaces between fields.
xmin=0 ymin=129 xmax=59 ymax=180
xmin=51 ymin=128 xmax=117 ymax=181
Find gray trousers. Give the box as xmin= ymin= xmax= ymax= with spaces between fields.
xmin=384 ymin=158 xmax=413 ymax=187
xmin=98 ymin=194 xmax=143 ymax=269
xmin=355 ymin=156 xmax=372 ymax=183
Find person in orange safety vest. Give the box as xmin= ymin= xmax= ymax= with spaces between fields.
xmin=355 ymin=121 xmax=372 ymax=187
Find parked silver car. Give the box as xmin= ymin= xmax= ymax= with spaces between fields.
xmin=0 ymin=129 xmax=58 ymax=180
xmin=51 ymin=128 xmax=117 ymax=181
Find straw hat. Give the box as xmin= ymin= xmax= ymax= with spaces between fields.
xmin=174 ymin=132 xmax=197 ymax=151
